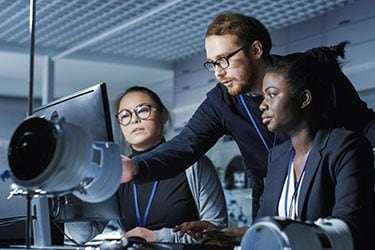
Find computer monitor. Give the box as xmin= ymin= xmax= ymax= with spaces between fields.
xmin=32 ymin=82 xmax=120 ymax=222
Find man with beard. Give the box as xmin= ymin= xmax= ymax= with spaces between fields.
xmin=120 ymin=12 xmax=287 ymax=220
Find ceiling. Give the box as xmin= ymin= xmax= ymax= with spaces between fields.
xmin=0 ymin=0 xmax=355 ymax=68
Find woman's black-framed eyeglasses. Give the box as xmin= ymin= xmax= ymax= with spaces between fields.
xmin=116 ymin=104 xmax=159 ymax=126
xmin=203 ymin=45 xmax=246 ymax=72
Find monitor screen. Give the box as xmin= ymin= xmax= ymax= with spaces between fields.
xmin=32 ymin=82 xmax=120 ymax=222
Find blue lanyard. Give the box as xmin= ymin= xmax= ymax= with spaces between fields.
xmin=284 ymin=149 xmax=306 ymax=218
xmin=239 ymin=94 xmax=276 ymax=152
xmin=133 ymin=181 xmax=159 ymax=227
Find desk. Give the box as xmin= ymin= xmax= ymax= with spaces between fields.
xmin=0 ymin=243 xmax=234 ymax=250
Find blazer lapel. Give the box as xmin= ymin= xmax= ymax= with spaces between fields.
xmin=265 ymin=142 xmax=293 ymax=214
xmin=297 ymin=130 xmax=330 ymax=217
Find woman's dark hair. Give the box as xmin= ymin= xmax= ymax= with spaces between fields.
xmin=267 ymin=41 xmax=350 ymax=98
xmin=114 ymin=85 xmax=171 ymax=131
xmin=115 ymin=85 xmax=169 ymax=116
xmin=114 ymin=86 xmax=171 ymax=154
xmin=266 ymin=51 xmax=338 ymax=128
xmin=305 ymin=41 xmax=374 ymax=132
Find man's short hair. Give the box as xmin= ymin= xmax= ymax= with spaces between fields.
xmin=206 ymin=12 xmax=272 ymax=58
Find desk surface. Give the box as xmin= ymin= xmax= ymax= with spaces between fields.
xmin=0 ymin=243 xmax=234 ymax=250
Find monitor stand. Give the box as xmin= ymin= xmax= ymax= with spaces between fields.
xmin=32 ymin=197 xmax=51 ymax=247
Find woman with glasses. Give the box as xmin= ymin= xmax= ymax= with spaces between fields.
xmin=113 ymin=86 xmax=227 ymax=243
xmin=66 ymin=86 xmax=227 ymax=244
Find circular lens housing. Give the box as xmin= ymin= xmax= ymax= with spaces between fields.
xmin=7 ymin=116 xmax=121 ymax=202
xmin=8 ymin=117 xmax=57 ymax=181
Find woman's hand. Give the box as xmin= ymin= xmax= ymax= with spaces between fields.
xmin=124 ymin=227 xmax=155 ymax=242
xmin=174 ymin=220 xmax=218 ymax=240
xmin=201 ymin=226 xmax=249 ymax=247
xmin=121 ymin=155 xmax=138 ymax=183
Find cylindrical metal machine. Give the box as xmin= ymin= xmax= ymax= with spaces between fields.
xmin=8 ymin=116 xmax=121 ymax=203
xmin=241 ymin=216 xmax=353 ymax=250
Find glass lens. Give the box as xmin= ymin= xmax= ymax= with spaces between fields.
xmin=217 ymin=57 xmax=229 ymax=69
xmin=203 ymin=57 xmax=229 ymax=72
xmin=135 ymin=105 xmax=151 ymax=119
xmin=204 ymin=62 xmax=215 ymax=72
xmin=118 ymin=110 xmax=131 ymax=125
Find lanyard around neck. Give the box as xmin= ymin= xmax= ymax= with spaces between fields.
xmin=239 ymin=94 xmax=276 ymax=152
xmin=284 ymin=149 xmax=307 ymax=218
xmin=133 ymin=181 xmax=159 ymax=227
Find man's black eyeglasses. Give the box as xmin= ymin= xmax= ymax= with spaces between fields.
xmin=203 ymin=46 xmax=246 ymax=72
xmin=116 ymin=104 xmax=159 ymax=126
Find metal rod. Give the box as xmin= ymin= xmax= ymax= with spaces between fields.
xmin=26 ymin=0 xmax=36 ymax=247
xmin=28 ymin=0 xmax=36 ymax=116
xmin=26 ymin=194 xmax=32 ymax=248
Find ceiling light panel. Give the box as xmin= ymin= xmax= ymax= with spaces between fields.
xmin=0 ymin=0 xmax=354 ymax=64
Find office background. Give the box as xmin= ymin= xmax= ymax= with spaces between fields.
xmin=0 ymin=0 xmax=374 ymax=220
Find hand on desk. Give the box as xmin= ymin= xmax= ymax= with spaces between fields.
xmin=175 ymin=220 xmax=248 ymax=247
xmin=174 ymin=220 xmax=218 ymax=240
xmin=124 ymin=226 xmax=155 ymax=242
xmin=201 ymin=226 xmax=248 ymax=247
